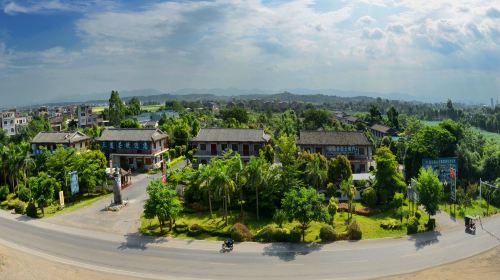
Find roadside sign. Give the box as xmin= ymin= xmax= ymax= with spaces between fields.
xmin=70 ymin=171 xmax=79 ymax=195
xmin=59 ymin=191 xmax=65 ymax=209
xmin=422 ymin=157 xmax=458 ymax=185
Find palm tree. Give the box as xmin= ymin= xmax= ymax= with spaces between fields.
xmin=212 ymin=160 xmax=235 ymax=225
xmin=227 ymin=153 xmax=244 ymax=217
xmin=305 ymin=155 xmax=327 ymax=190
xmin=198 ymin=163 xmax=214 ymax=216
xmin=341 ymin=178 xmax=355 ymax=222
xmin=245 ymin=156 xmax=268 ymax=220
xmin=0 ymin=144 xmax=9 ymax=186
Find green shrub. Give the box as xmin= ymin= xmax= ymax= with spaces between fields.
xmin=407 ymin=216 xmax=419 ymax=234
xmin=426 ymin=218 xmax=436 ymax=231
xmin=273 ymin=209 xmax=287 ymax=228
xmin=328 ymin=198 xmax=338 ymax=221
xmin=187 ymin=223 xmax=203 ymax=236
xmin=0 ymin=185 xmax=9 ymax=201
xmin=14 ymin=201 xmax=26 ymax=214
xmin=17 ymin=185 xmax=31 ymax=202
xmin=362 ymin=187 xmax=377 ymax=208
xmin=348 ymin=219 xmax=362 ymax=240
xmin=287 ymin=229 xmax=302 ymax=243
xmin=231 ymin=223 xmax=252 ymax=242
xmin=7 ymin=199 xmax=17 ymax=209
xmin=26 ymin=202 xmax=38 ymax=218
xmin=414 ymin=211 xmax=421 ymax=220
xmin=254 ymin=226 xmax=289 ymax=242
xmin=174 ymin=223 xmax=189 ymax=233
xmin=380 ymin=219 xmax=403 ymax=230
xmin=319 ymin=225 xmax=336 ymax=242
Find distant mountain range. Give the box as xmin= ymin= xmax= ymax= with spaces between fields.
xmin=14 ymin=87 xmax=482 ymax=109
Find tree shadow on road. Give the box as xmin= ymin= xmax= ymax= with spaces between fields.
xmin=118 ymin=232 xmax=165 ymax=251
xmin=261 ymin=242 xmax=323 ymax=262
xmin=408 ymin=231 xmax=441 ymax=250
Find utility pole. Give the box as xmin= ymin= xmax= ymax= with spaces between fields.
xmin=479 ymin=179 xmax=498 ymax=217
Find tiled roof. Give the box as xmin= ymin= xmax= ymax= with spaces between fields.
xmin=97 ymin=128 xmax=168 ymax=142
xmin=191 ymin=128 xmax=271 ymax=143
xmin=297 ymin=131 xmax=372 ymax=146
xmin=370 ymin=124 xmax=396 ymax=134
xmin=31 ymin=131 xmax=90 ymax=144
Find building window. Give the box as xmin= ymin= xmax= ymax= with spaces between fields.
xmin=360 ymin=164 xmax=366 ymax=172
xmin=221 ymin=143 xmax=228 ymax=151
xmin=231 ymin=143 xmax=238 ymax=151
xmin=128 ymin=158 xmax=134 ymax=164
xmin=200 ymin=144 xmax=206 ymax=151
xmin=358 ymin=147 xmax=365 ymax=155
xmin=145 ymin=158 xmax=152 ymax=165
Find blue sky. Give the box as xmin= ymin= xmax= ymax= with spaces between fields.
xmin=0 ymin=0 xmax=499 ymax=106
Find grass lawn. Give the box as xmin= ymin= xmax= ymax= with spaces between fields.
xmin=140 ymin=202 xmax=429 ymax=242
xmin=439 ymin=199 xmax=500 ymax=219
xmin=41 ymin=192 xmax=111 ymax=218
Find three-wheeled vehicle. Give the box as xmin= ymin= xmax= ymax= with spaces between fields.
xmin=464 ymin=215 xmax=477 ymax=234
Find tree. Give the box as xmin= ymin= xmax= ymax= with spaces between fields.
xmin=30 ymin=172 xmax=59 ymax=216
xmin=305 ymin=154 xmax=327 ymax=190
xmin=120 ymin=118 xmax=141 ymax=128
xmin=275 ymin=134 xmax=298 ymax=166
xmin=127 ymin=97 xmax=141 ymax=116
xmin=328 ymin=197 xmax=338 ymax=223
xmin=211 ymin=159 xmax=235 ymax=225
xmin=197 ymin=163 xmax=215 ymax=216
xmin=77 ymin=150 xmax=107 ymax=194
xmin=165 ymin=100 xmax=184 ymax=112
xmin=416 ymin=167 xmax=444 ymax=219
xmin=245 ymin=156 xmax=267 ymax=220
xmin=303 ymin=109 xmax=332 ymax=130
xmin=328 ymin=155 xmax=352 ymax=189
xmin=220 ymin=107 xmax=249 ymax=125
xmin=387 ymin=106 xmax=400 ymax=130
xmin=373 ymin=147 xmax=406 ymax=205
xmin=227 ymin=153 xmax=244 ymax=217
xmin=108 ymin=90 xmax=126 ymax=127
xmin=281 ymin=187 xmax=329 ymax=241
xmin=143 ymin=180 xmax=182 ymax=232
xmin=341 ymin=178 xmax=355 ymax=222
xmin=369 ymin=104 xmax=383 ymax=125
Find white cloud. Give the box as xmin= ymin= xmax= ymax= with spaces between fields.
xmin=0 ymin=0 xmax=499 ymax=105
xmin=2 ymin=0 xmax=115 ymax=15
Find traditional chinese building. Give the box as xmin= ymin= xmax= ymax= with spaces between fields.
xmin=190 ymin=128 xmax=271 ymax=165
xmin=96 ymin=128 xmax=169 ymax=171
xmin=296 ymin=130 xmax=373 ymax=173
xmin=30 ymin=131 xmax=91 ymax=155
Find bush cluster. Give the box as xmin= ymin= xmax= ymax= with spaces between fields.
xmin=407 ymin=216 xmax=419 ymax=234
xmin=0 ymin=185 xmax=9 ymax=201
xmin=380 ymin=219 xmax=403 ymax=230
xmin=348 ymin=219 xmax=362 ymax=240
xmin=187 ymin=223 xmax=204 ymax=236
xmin=319 ymin=225 xmax=336 ymax=242
xmin=362 ymin=187 xmax=377 ymax=208
xmin=231 ymin=223 xmax=252 ymax=242
xmin=174 ymin=223 xmax=188 ymax=233
xmin=355 ymin=207 xmax=377 ymax=216
xmin=14 ymin=200 xmax=25 ymax=214
xmin=26 ymin=202 xmax=38 ymax=218
xmin=17 ymin=185 xmax=31 ymax=202
xmin=254 ymin=226 xmax=302 ymax=242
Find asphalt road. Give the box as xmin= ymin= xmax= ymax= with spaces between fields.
xmin=0 ymin=210 xmax=499 ymax=280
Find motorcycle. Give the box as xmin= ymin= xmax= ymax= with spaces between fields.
xmin=221 ymin=242 xmax=233 ymax=253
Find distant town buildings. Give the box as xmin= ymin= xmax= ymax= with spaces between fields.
xmin=190 ymin=128 xmax=271 ymax=164
xmin=30 ymin=131 xmax=91 ymax=155
xmin=77 ymin=105 xmax=107 ymax=128
xmin=1 ymin=110 xmax=30 ymax=136
xmin=97 ymin=128 xmax=169 ymax=171
xmin=296 ymin=130 xmax=373 ymax=173
xmin=133 ymin=110 xmax=179 ymax=128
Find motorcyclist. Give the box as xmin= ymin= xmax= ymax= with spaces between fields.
xmin=224 ymin=237 xmax=234 ymax=248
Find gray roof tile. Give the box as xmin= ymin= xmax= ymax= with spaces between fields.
xmin=31 ymin=131 xmax=90 ymax=144
xmin=191 ymin=128 xmax=271 ymax=143
xmin=297 ymin=131 xmax=372 ymax=146
xmin=97 ymin=128 xmax=168 ymax=142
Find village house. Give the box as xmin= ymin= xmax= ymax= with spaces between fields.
xmin=190 ymin=128 xmax=271 ymax=165
xmin=296 ymin=130 xmax=373 ymax=173
xmin=30 ymin=131 xmax=91 ymax=155
xmin=1 ymin=111 xmax=31 ymax=136
xmin=97 ymin=128 xmax=169 ymax=171
xmin=370 ymin=124 xmax=399 ymax=138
